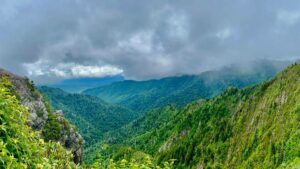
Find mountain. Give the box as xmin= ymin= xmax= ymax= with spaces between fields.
xmin=48 ymin=75 xmax=124 ymax=93
xmin=38 ymin=86 xmax=137 ymax=145
xmin=0 ymin=69 xmax=83 ymax=168
xmin=89 ymin=63 xmax=300 ymax=168
xmin=83 ymin=60 xmax=289 ymax=113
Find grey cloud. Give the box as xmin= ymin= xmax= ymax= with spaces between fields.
xmin=0 ymin=0 xmax=300 ymax=83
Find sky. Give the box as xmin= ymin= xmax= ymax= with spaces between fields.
xmin=0 ymin=0 xmax=300 ymax=83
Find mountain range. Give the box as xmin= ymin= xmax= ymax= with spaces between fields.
xmin=1 ymin=61 xmax=299 ymax=168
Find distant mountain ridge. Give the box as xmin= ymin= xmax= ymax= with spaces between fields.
xmin=83 ymin=60 xmax=290 ymax=113
xmin=48 ymin=75 xmax=124 ymax=93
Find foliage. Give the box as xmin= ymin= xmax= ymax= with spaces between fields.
xmin=85 ymin=105 xmax=182 ymax=162
xmin=24 ymin=77 xmax=41 ymax=99
xmin=91 ymin=156 xmax=175 ymax=169
xmin=0 ymin=77 xmax=78 ymax=168
xmin=42 ymin=112 xmax=63 ymax=141
xmin=90 ymin=145 xmax=175 ymax=169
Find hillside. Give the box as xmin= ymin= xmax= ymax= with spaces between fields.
xmin=89 ymin=63 xmax=300 ymax=169
xmin=38 ymin=86 xmax=137 ymax=145
xmin=84 ymin=105 xmax=180 ymax=162
xmin=156 ymin=63 xmax=300 ymax=169
xmin=83 ymin=60 xmax=289 ymax=113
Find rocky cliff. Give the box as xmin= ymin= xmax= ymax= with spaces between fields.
xmin=0 ymin=68 xmax=84 ymax=164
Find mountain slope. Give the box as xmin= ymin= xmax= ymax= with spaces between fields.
xmin=155 ymin=63 xmax=300 ymax=169
xmin=84 ymin=105 xmax=181 ymax=162
xmin=91 ymin=63 xmax=300 ymax=169
xmin=83 ymin=60 xmax=289 ymax=113
xmin=39 ymin=86 xmax=137 ymax=145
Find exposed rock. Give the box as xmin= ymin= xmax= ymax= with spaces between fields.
xmin=276 ymin=91 xmax=287 ymax=105
xmin=52 ymin=110 xmax=84 ymax=164
xmin=196 ymin=163 xmax=204 ymax=169
xmin=180 ymin=129 xmax=189 ymax=137
xmin=0 ymin=68 xmax=48 ymax=129
xmin=0 ymin=68 xmax=84 ymax=164
xmin=159 ymin=135 xmax=176 ymax=153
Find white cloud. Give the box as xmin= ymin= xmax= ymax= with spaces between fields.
xmin=70 ymin=65 xmax=123 ymax=77
xmin=23 ymin=59 xmax=47 ymax=76
xmin=23 ymin=60 xmax=123 ymax=79
xmin=277 ymin=10 xmax=300 ymax=25
xmin=167 ymin=13 xmax=189 ymax=39
xmin=50 ymin=68 xmax=68 ymax=77
xmin=117 ymin=31 xmax=154 ymax=53
xmin=216 ymin=28 xmax=232 ymax=39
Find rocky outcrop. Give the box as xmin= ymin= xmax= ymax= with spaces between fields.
xmin=0 ymin=68 xmax=84 ymax=164
xmin=0 ymin=68 xmax=48 ymax=129
xmin=51 ymin=110 xmax=84 ymax=164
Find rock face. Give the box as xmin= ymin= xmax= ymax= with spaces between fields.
xmin=52 ymin=110 xmax=84 ymax=164
xmin=0 ymin=69 xmax=48 ymax=129
xmin=0 ymin=68 xmax=84 ymax=164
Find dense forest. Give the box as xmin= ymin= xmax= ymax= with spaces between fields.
xmin=38 ymin=86 xmax=136 ymax=146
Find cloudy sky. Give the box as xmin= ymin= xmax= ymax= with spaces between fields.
xmin=1 ymin=0 xmax=300 ymax=83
